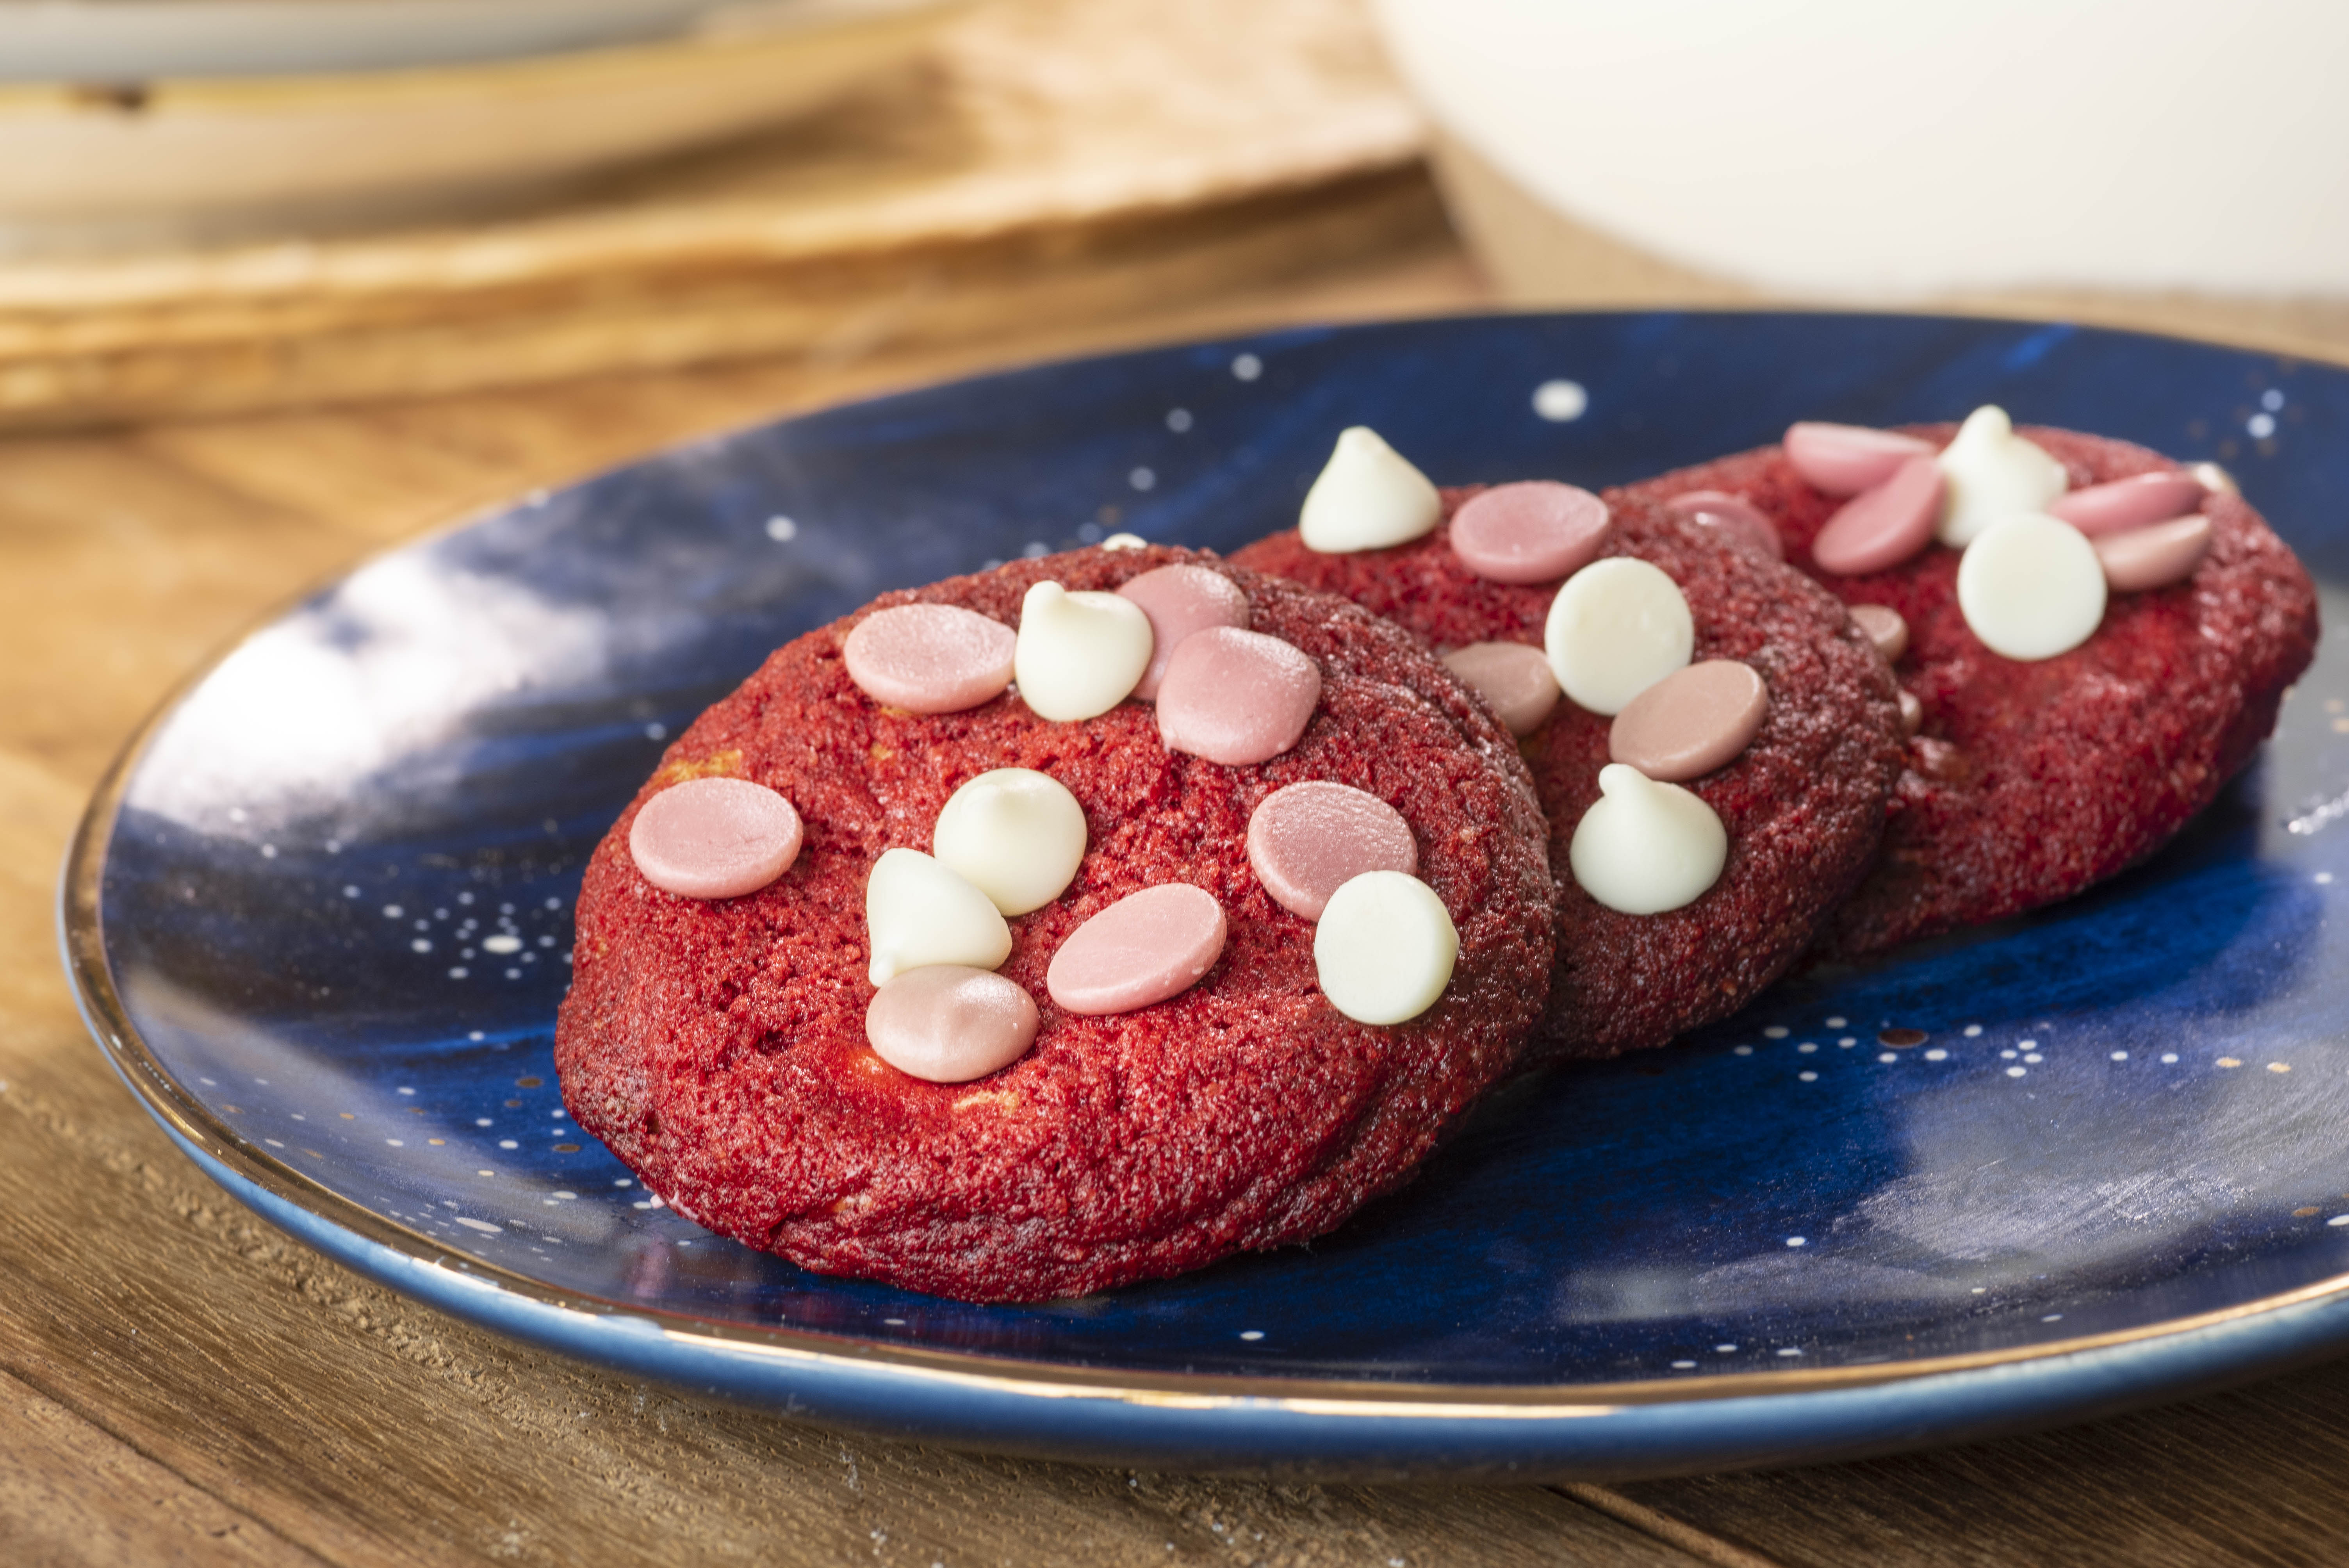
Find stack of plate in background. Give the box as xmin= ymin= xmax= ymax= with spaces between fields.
xmin=0 ymin=0 xmax=1433 ymax=429
xmin=0 ymin=0 xmax=964 ymax=251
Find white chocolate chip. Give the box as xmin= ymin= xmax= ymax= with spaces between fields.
xmin=1955 ymin=513 xmax=2107 ymax=661
xmin=1297 ymin=427 xmax=1442 ymax=552
xmin=864 ymin=848 xmax=1012 ymax=986
xmin=1568 ymin=764 xmax=1727 ymax=915
xmin=1100 ymin=532 xmax=1149 ymax=550
xmin=1543 ymin=557 xmax=1693 ymax=716
xmin=1313 ymin=871 xmax=1459 ymax=1025
xmin=1012 ymin=581 xmax=1153 ymax=722
xmin=1935 ymin=405 xmax=2069 ymax=547
xmin=932 ymin=769 xmax=1088 ymax=916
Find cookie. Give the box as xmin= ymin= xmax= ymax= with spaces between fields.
xmin=1232 ymin=483 xmax=1906 ymax=1060
xmin=1612 ymin=419 xmax=2320 ymax=955
xmin=554 ymin=546 xmax=1555 ymax=1302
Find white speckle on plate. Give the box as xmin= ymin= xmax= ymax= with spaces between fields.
xmin=1963 ymin=1024 xmax=1983 ymax=1037
xmin=1232 ymin=353 xmax=1262 ymax=381
xmin=1924 ymin=1049 xmax=1948 ymax=1061
xmin=1798 ymin=1070 xmax=1818 ymax=1082
xmin=1129 ymin=467 xmax=1156 ymax=492
xmin=765 ymin=515 xmax=798 ymax=541
xmin=2006 ymin=1066 xmax=2028 ymax=1078
xmin=1786 ymin=1236 xmax=1806 ymax=1247
xmin=1239 ymin=1329 xmax=1265 ymax=1341
xmin=1734 ymin=1044 xmax=1753 ymax=1056
xmin=2111 ymin=1051 xmax=2130 ymax=1061
xmin=1167 ymin=408 xmax=1194 ymax=432
xmin=1532 ymin=379 xmax=1588 ymax=421
xmin=1763 ymin=1026 xmax=1789 ymax=1039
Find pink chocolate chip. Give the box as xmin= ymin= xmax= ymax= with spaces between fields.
xmin=1784 ymin=422 xmax=1936 ymax=496
xmin=1440 ymin=641 xmax=1560 ymax=736
xmin=1116 ymin=563 xmax=1251 ymax=699
xmin=841 ymin=603 xmax=1016 ymax=713
xmin=1046 ymin=884 xmax=1227 ymax=1015
xmin=1246 ymin=781 xmax=1419 ymax=921
xmin=1608 ymin=660 xmax=1769 ymax=782
xmin=1156 ymin=627 xmax=1321 ymax=764
xmin=1811 ymin=455 xmax=1945 ymax=576
xmin=865 ymin=965 xmax=1040 ymax=1083
xmin=2094 ymin=513 xmax=2214 ymax=593
xmin=629 ymin=776 xmax=803 ymax=900
xmin=1665 ymin=490 xmax=1782 ymax=559
xmin=1848 ymin=602 xmax=1910 ymax=663
xmin=2049 ymin=471 xmax=2210 ymax=536
xmin=1448 ymin=481 xmax=1610 ymax=584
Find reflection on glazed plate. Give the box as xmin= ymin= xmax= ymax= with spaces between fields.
xmin=64 ymin=313 xmax=2349 ymax=1478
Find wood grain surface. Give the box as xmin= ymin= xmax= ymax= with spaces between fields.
xmin=11 ymin=175 xmax=2349 ymax=1567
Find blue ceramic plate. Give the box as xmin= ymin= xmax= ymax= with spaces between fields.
xmin=65 ymin=313 xmax=2349 ymax=1479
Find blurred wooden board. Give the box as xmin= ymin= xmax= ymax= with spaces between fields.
xmin=0 ymin=0 xmax=1427 ymax=427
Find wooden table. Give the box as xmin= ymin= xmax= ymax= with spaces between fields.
xmin=8 ymin=182 xmax=2349 ymax=1568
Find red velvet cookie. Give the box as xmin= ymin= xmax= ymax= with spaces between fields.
xmin=554 ymin=546 xmax=1554 ymax=1302
xmin=1231 ymin=493 xmax=1907 ymax=1060
xmin=1612 ymin=426 xmax=2320 ymax=957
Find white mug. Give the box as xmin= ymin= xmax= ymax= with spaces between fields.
xmin=1372 ymin=0 xmax=2349 ymax=298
